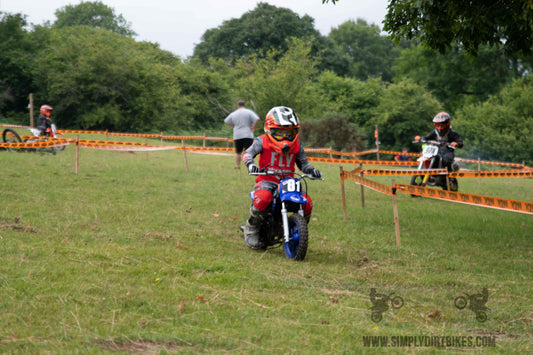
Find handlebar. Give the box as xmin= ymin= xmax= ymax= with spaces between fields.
xmin=412 ymin=138 xmax=456 ymax=150
xmin=249 ymin=169 xmax=323 ymax=180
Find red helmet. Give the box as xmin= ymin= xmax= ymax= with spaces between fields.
xmin=40 ymin=104 xmax=53 ymax=117
xmin=432 ymin=112 xmax=450 ymax=135
xmin=264 ymin=106 xmax=299 ymax=153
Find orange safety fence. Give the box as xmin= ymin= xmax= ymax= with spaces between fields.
xmin=340 ymin=167 xmax=532 ymax=215
xmin=1 ymin=125 xmax=531 ymax=169
xmin=341 ymin=167 xmax=394 ymax=196
xmin=309 ymin=156 xmax=420 ymax=167
xmin=396 ymin=184 xmax=533 ymax=215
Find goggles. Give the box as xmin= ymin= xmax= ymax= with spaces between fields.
xmin=271 ymin=128 xmax=298 ymax=141
xmin=434 ymin=122 xmax=448 ymax=129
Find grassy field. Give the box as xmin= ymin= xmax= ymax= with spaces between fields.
xmin=0 ymin=137 xmax=531 ymax=354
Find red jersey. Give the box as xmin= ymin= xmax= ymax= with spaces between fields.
xmin=243 ymin=134 xmax=314 ymax=183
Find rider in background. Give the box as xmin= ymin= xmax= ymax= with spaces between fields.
xmin=414 ymin=112 xmax=463 ymax=171
xmin=242 ymin=106 xmax=322 ymax=249
xmin=36 ymin=104 xmax=53 ymax=136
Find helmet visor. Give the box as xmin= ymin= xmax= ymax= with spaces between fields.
xmin=271 ymin=128 xmax=298 ymax=141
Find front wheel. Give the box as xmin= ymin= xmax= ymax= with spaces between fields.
xmin=2 ymin=129 xmax=22 ymax=152
xmin=410 ymin=174 xmax=424 ymax=187
xmin=410 ymin=174 xmax=425 ymax=197
xmin=391 ymin=296 xmax=404 ymax=309
xmin=283 ymin=214 xmax=308 ymax=261
xmin=449 ymin=178 xmax=458 ymax=192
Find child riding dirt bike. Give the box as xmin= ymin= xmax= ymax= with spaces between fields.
xmin=414 ymin=112 xmax=463 ymax=172
xmin=413 ymin=112 xmax=463 ymax=191
xmin=242 ymin=106 xmax=322 ymax=250
xmin=36 ymin=104 xmax=54 ymax=137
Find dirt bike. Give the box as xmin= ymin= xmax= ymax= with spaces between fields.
xmin=454 ymin=292 xmax=489 ymax=322
xmin=369 ymin=290 xmax=404 ymax=323
xmin=410 ymin=138 xmax=458 ymax=192
xmin=243 ymin=168 xmax=322 ymax=261
xmin=2 ymin=124 xmax=66 ymax=154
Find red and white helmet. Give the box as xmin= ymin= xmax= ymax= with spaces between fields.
xmin=40 ymin=104 xmax=53 ymax=117
xmin=432 ymin=112 xmax=450 ymax=135
xmin=264 ymin=106 xmax=299 ymax=153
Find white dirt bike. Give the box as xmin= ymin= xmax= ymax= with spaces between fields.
xmin=410 ymin=139 xmax=458 ymax=192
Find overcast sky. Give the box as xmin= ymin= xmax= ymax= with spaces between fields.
xmin=1 ymin=0 xmax=389 ymax=58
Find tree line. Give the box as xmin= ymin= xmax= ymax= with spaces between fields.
xmin=1 ymin=1 xmax=531 ymax=164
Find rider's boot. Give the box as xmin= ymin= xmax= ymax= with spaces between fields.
xmin=244 ymin=205 xmax=267 ymax=249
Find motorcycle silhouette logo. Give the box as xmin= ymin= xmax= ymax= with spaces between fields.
xmin=454 ymin=288 xmax=489 ymax=322
xmin=369 ymin=288 xmax=404 ymax=323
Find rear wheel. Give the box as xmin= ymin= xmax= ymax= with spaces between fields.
xmin=2 ymin=129 xmax=22 ymax=152
xmin=454 ymin=296 xmax=467 ymax=310
xmin=283 ymin=214 xmax=308 ymax=261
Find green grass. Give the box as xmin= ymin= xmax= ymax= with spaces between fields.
xmin=0 ymin=137 xmax=531 ymax=354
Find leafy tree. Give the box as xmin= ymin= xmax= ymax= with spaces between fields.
xmin=193 ymin=2 xmax=321 ymax=64
xmin=371 ymin=79 xmax=442 ymax=150
xmin=455 ymin=76 xmax=533 ymax=165
xmin=316 ymin=71 xmax=383 ymax=127
xmin=53 ymin=1 xmax=136 ymax=36
xmin=0 ymin=12 xmax=35 ymax=119
xmin=299 ymin=113 xmax=367 ymax=151
xmin=383 ymin=0 xmax=533 ymax=57
xmin=33 ymin=26 xmax=185 ymax=132
xmin=324 ymin=1 xmax=533 ymax=58
xmin=176 ymin=58 xmax=234 ymax=130
xmin=327 ymin=19 xmax=400 ymax=81
xmin=393 ymin=44 xmax=528 ymax=111
xmin=232 ymin=38 xmax=323 ymax=119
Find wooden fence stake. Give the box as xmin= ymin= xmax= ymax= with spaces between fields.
xmin=360 ymin=164 xmax=365 ymax=209
xmin=29 ymin=93 xmax=34 ymax=128
xmin=182 ymin=139 xmax=189 ymax=172
xmin=75 ymin=135 xmax=79 ymax=175
xmin=392 ymin=179 xmax=401 ymax=247
xmin=340 ymin=166 xmax=347 ymax=220
xmin=478 ymin=157 xmax=481 ymax=185
xmin=375 ymin=124 xmax=380 ymax=161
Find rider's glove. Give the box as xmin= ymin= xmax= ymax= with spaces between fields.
xmin=311 ymin=169 xmax=322 ymax=179
xmin=248 ymin=163 xmax=259 ymax=174
xmin=450 ymin=141 xmax=458 ymax=147
xmin=414 ymin=135 xmax=421 ymax=142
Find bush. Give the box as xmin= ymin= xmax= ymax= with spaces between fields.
xmin=299 ymin=113 xmax=366 ymax=151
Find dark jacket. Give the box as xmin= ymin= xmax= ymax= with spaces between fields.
xmin=36 ymin=113 xmax=52 ymax=133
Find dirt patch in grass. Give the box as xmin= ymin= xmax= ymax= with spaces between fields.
xmin=98 ymin=339 xmax=185 ymax=354
xmin=0 ymin=217 xmax=39 ymax=233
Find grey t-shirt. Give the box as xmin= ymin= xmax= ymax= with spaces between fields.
xmin=224 ymin=108 xmax=260 ymax=140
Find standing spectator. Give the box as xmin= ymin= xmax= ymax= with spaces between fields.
xmin=224 ymin=100 xmax=260 ymax=169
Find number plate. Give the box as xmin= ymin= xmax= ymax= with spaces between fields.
xmin=281 ymin=179 xmax=301 ymax=193
xmin=422 ymin=145 xmax=438 ymax=156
